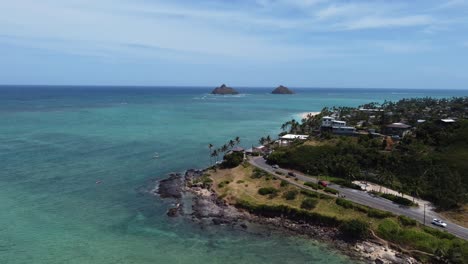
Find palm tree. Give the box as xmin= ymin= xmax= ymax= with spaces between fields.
xmin=221 ymin=144 xmax=228 ymax=154
xmin=208 ymin=143 xmax=213 ymax=165
xmin=228 ymin=140 xmax=235 ymax=149
xmin=211 ymin=149 xmax=218 ymax=163
xmin=266 ymin=135 xmax=272 ymax=145
xmin=259 ymin=137 xmax=266 ymax=145
xmin=235 ymin=136 xmax=240 ymax=145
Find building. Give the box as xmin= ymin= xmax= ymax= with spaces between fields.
xmin=321 ymin=116 xmax=347 ymax=128
xmin=231 ymin=146 xmax=245 ymax=152
xmin=245 ymin=145 xmax=269 ymax=156
xmin=321 ymin=116 xmax=356 ymax=135
xmin=279 ymin=134 xmax=308 ymax=146
xmin=384 ymin=123 xmax=411 ymax=137
xmin=332 ymin=126 xmax=356 ymax=135
xmin=440 ymin=118 xmax=456 ymax=124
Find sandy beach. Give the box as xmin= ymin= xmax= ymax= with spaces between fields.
xmin=300 ymin=112 xmax=320 ymax=119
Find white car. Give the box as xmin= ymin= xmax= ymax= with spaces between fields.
xmin=431 ymin=219 xmax=447 ymax=228
xmin=272 ymin=164 xmax=279 ymax=169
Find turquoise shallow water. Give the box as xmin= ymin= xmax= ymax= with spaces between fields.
xmin=1 ymin=86 xmax=467 ymax=264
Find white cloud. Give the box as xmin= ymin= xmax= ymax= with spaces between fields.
xmin=344 ymin=15 xmax=433 ymax=30
xmin=373 ymin=41 xmax=432 ymax=54
xmin=0 ymin=0 xmax=341 ymax=62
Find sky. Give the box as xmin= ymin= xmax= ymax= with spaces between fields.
xmin=0 ymin=0 xmax=468 ymax=89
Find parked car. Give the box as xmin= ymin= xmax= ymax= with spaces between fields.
xmin=272 ymin=164 xmax=279 ymax=169
xmin=431 ymin=219 xmax=447 ymax=228
xmin=287 ymin=172 xmax=296 ymax=177
xmin=318 ymin=180 xmax=328 ymax=187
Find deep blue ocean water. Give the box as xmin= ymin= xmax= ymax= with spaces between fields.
xmin=1 ymin=86 xmax=467 ymax=264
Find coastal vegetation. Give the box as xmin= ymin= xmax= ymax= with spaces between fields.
xmin=268 ymin=97 xmax=468 ymax=210
xmin=208 ymin=136 xmax=241 ymax=165
xmin=206 ymin=164 xmax=468 ymax=263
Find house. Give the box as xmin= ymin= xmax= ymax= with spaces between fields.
xmin=245 ymin=145 xmax=269 ymax=156
xmin=280 ymin=134 xmax=309 ymax=140
xmin=279 ymin=134 xmax=308 ymax=146
xmin=332 ymin=126 xmax=356 ymax=135
xmin=440 ymin=118 xmax=456 ymax=124
xmin=384 ymin=123 xmax=411 ymax=137
xmin=321 ymin=116 xmax=356 ymax=135
xmin=231 ymin=146 xmax=245 ymax=152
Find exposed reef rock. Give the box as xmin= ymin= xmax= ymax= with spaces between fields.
xmin=157 ymin=173 xmax=183 ymax=199
xmin=211 ymin=84 xmax=239 ymax=95
xmin=272 ymin=85 xmax=294 ymax=94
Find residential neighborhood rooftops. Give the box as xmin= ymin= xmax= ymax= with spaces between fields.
xmin=386 ymin=123 xmax=411 ymax=129
xmin=280 ymin=134 xmax=309 ymax=140
xmin=440 ymin=118 xmax=456 ymax=123
xmin=231 ymin=146 xmax=245 ymax=152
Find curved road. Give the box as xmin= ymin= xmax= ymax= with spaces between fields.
xmin=250 ymin=157 xmax=468 ymax=240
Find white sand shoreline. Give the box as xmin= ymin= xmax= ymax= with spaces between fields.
xmin=300 ymin=111 xmax=320 ymax=119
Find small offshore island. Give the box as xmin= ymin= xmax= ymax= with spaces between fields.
xmin=211 ymin=84 xmax=239 ymax=95
xmin=156 ymin=97 xmax=468 ymax=264
xmin=272 ymin=85 xmax=294 ymax=94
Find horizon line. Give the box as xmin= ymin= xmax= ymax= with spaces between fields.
xmin=1 ymin=84 xmax=468 ymax=91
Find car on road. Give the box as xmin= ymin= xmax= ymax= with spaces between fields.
xmin=287 ymin=172 xmax=296 ymax=177
xmin=318 ymin=180 xmax=328 ymax=187
xmin=431 ymin=219 xmax=447 ymax=228
xmin=272 ymin=164 xmax=279 ymax=169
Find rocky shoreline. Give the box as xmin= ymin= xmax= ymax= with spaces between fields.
xmin=153 ymin=169 xmax=420 ymax=264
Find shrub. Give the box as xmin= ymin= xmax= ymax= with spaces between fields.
xmin=330 ymin=179 xmax=362 ymax=190
xmin=304 ymin=182 xmax=320 ymax=190
xmin=252 ymin=168 xmax=268 ymax=179
xmin=283 ymin=190 xmax=298 ymax=200
xmin=301 ymin=198 xmax=318 ymax=210
xmin=377 ymin=219 xmax=401 ymax=241
xmin=324 ymin=187 xmax=339 ymax=195
xmin=422 ymin=226 xmax=456 ymax=240
xmin=380 ymin=193 xmax=416 ymax=207
xmin=336 ymin=198 xmax=354 ymax=209
xmin=398 ymin=215 xmax=418 ymax=226
xmin=367 ymin=208 xmax=394 ymax=219
xmin=235 ymin=200 xmax=341 ymax=227
xmin=339 ymin=219 xmax=370 ymax=239
xmin=236 ymin=180 xmax=245 ymax=184
xmin=300 ymin=190 xmax=319 ymax=198
xmin=258 ymin=187 xmax=279 ymax=196
xmin=218 ymin=180 xmax=230 ymax=188
xmin=193 ymin=175 xmax=213 ymax=188
xmin=221 ymin=152 xmax=244 ymax=168
xmin=354 ymin=204 xmax=369 ymax=213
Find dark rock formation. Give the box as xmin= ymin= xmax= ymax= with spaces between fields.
xmin=157 ymin=173 xmax=183 ymax=199
xmin=272 ymin=85 xmax=294 ymax=94
xmin=211 ymin=84 xmax=239 ymax=95
xmin=167 ymin=206 xmax=180 ymax=217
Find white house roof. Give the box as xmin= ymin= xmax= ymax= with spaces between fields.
xmin=441 ymin=119 xmax=456 ymax=123
xmin=280 ymin=134 xmax=309 ymax=140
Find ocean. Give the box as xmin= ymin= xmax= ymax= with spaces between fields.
xmin=1 ymin=86 xmax=467 ymax=264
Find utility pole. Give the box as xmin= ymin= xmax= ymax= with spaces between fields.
xmin=423 ymin=203 xmax=426 ymax=225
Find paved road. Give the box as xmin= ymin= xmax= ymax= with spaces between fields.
xmin=250 ymin=157 xmax=468 ymax=240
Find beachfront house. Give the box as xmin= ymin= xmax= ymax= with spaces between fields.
xmin=279 ymin=134 xmax=308 ymax=146
xmin=245 ymin=145 xmax=269 ymax=156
